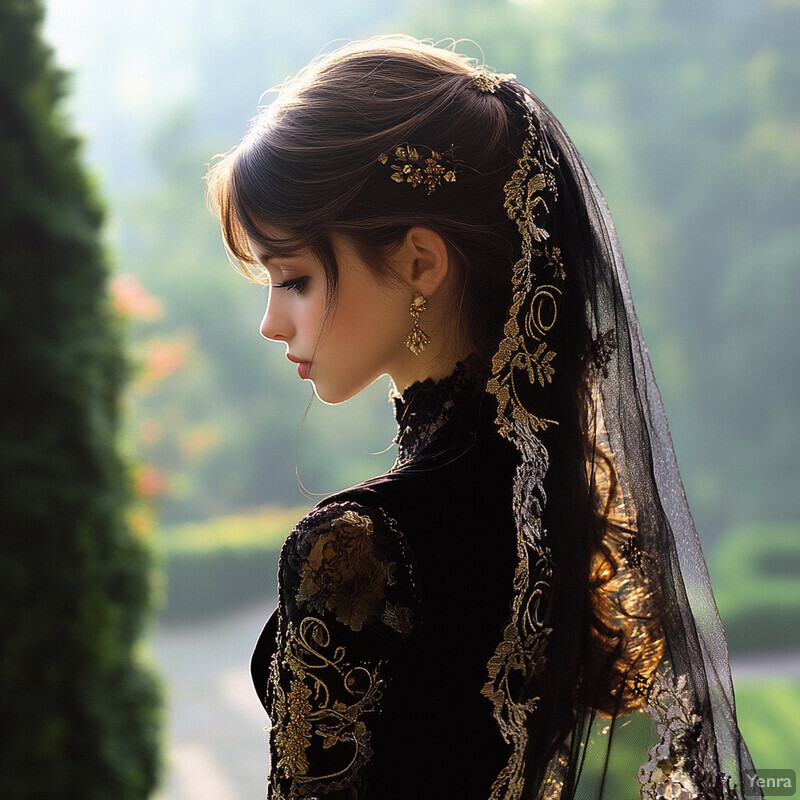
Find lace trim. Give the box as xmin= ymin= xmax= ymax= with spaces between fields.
xmin=486 ymin=102 xmax=563 ymax=440
xmin=391 ymin=355 xmax=483 ymax=467
xmin=480 ymin=429 xmax=551 ymax=800
xmin=483 ymin=95 xmax=560 ymax=800
xmin=638 ymin=667 xmax=734 ymax=800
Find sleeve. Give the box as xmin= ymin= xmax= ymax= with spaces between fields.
xmin=265 ymin=501 xmax=420 ymax=800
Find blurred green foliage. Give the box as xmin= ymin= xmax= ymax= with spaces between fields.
xmin=163 ymin=505 xmax=307 ymax=551
xmin=710 ymin=522 xmax=800 ymax=653
xmin=0 ymin=1 xmax=160 ymax=797
xmin=69 ymin=0 xmax=796 ymax=544
xmin=736 ymin=679 xmax=800 ymax=771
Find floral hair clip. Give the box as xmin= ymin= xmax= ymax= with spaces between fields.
xmin=471 ymin=68 xmax=516 ymax=94
xmin=377 ymin=144 xmax=458 ymax=195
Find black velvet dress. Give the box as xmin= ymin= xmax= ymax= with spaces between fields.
xmin=250 ymin=361 xmax=521 ymax=799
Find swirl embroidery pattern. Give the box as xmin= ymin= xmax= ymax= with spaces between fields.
xmin=272 ymin=616 xmax=383 ymax=791
xmin=487 ymin=107 xmax=564 ymax=439
xmin=483 ymin=98 xmax=562 ymax=800
xmin=266 ymin=502 xmax=419 ymax=798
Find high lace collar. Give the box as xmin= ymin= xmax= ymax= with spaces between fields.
xmin=391 ymin=355 xmax=486 ymax=468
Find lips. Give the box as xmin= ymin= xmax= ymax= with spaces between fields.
xmin=286 ymin=353 xmax=310 ymax=380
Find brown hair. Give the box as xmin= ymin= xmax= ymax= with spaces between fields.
xmin=206 ymin=36 xmax=522 ymax=366
xmin=206 ymin=34 xmax=663 ymax=785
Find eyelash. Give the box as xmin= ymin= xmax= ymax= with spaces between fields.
xmin=274 ymin=277 xmax=307 ymax=294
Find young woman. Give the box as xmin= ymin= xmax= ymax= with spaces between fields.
xmin=207 ymin=36 xmax=759 ymax=800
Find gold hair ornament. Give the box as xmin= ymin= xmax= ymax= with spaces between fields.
xmin=471 ymin=67 xmax=516 ymax=94
xmin=404 ymin=293 xmax=430 ymax=355
xmin=377 ymin=144 xmax=458 ymax=195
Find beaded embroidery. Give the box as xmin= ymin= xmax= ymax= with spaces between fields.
xmin=472 ymin=67 xmax=516 ymax=93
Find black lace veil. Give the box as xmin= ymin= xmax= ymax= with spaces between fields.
xmin=481 ymin=77 xmax=761 ymax=800
xmin=208 ymin=40 xmax=761 ymax=797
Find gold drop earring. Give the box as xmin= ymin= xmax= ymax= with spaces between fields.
xmin=404 ymin=293 xmax=430 ymax=356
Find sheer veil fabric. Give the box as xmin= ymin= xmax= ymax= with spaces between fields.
xmin=480 ymin=77 xmax=761 ymax=800
xmin=217 ymin=43 xmax=762 ymax=798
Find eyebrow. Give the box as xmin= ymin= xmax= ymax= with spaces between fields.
xmin=251 ymin=248 xmax=308 ymax=267
xmin=249 ymin=246 xmax=272 ymax=266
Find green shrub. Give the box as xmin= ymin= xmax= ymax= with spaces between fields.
xmin=709 ymin=523 xmax=800 ymax=653
xmin=0 ymin=2 xmax=161 ymax=797
xmin=158 ymin=506 xmax=307 ymax=622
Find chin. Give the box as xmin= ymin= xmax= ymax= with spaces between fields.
xmin=311 ymin=380 xmax=353 ymax=406
xmin=311 ymin=373 xmax=383 ymax=406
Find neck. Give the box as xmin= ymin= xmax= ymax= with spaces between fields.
xmin=390 ymin=344 xmax=477 ymax=397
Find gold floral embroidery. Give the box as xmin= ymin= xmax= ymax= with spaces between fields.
xmin=487 ymin=108 xmax=564 ymax=437
xmin=266 ymin=503 xmax=418 ymax=798
xmin=481 ymin=428 xmax=552 ymax=800
xmin=274 ymin=679 xmax=313 ymax=777
xmin=483 ymin=99 xmax=562 ymax=800
xmin=296 ymin=510 xmax=393 ymax=632
xmin=380 ymin=601 xmax=414 ymax=638
xmin=271 ymin=617 xmax=382 ymax=791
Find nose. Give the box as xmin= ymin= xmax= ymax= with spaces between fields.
xmin=259 ymin=291 xmax=291 ymax=342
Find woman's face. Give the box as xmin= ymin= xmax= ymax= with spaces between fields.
xmin=255 ymin=233 xmax=414 ymax=404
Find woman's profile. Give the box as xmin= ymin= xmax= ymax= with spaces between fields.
xmin=207 ymin=35 xmax=759 ymax=800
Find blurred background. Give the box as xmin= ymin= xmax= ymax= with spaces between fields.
xmin=13 ymin=0 xmax=800 ymax=797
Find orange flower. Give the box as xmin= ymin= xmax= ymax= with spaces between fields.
xmin=110 ymin=274 xmax=163 ymax=321
xmin=140 ymin=337 xmax=190 ymax=386
xmin=135 ymin=466 xmax=168 ymax=499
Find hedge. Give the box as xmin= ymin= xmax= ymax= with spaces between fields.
xmin=0 ymin=2 xmax=161 ymax=796
xmin=157 ymin=506 xmax=307 ymax=623
xmin=158 ymin=512 xmax=800 ymax=659
xmin=709 ymin=522 xmax=800 ymax=654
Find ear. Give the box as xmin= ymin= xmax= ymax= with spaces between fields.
xmin=395 ymin=227 xmax=451 ymax=298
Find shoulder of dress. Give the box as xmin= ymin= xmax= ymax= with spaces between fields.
xmin=279 ymin=499 xmax=420 ymax=637
xmin=285 ymin=498 xmax=408 ymax=563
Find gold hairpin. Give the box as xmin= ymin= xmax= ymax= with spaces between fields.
xmin=471 ymin=68 xmax=516 ymax=94
xmin=377 ymin=144 xmax=458 ymax=195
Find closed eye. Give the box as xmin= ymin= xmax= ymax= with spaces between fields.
xmin=274 ymin=276 xmax=308 ymax=293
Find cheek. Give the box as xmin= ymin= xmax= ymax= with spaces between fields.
xmin=344 ymin=292 xmax=405 ymax=351
xmin=299 ymin=294 xmax=328 ymax=341
xmin=318 ymin=261 xmax=410 ymax=369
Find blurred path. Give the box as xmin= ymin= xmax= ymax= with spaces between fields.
xmin=147 ymin=596 xmax=799 ymax=799
xmin=149 ymin=598 xmax=276 ymax=800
